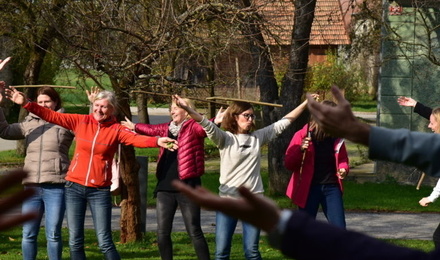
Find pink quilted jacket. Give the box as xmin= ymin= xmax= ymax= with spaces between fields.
xmin=135 ymin=119 xmax=207 ymax=180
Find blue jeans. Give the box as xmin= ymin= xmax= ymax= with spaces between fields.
xmin=22 ymin=184 xmax=65 ymax=260
xmin=156 ymin=191 xmax=210 ymax=260
xmin=65 ymin=181 xmax=120 ymax=260
xmin=215 ymin=211 xmax=262 ymax=260
xmin=300 ymin=184 xmax=346 ymax=229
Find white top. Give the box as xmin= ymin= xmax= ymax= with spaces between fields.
xmin=427 ymin=178 xmax=440 ymax=202
xmin=199 ymin=117 xmax=291 ymax=198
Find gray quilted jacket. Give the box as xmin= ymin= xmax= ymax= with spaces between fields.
xmin=0 ymin=108 xmax=74 ymax=184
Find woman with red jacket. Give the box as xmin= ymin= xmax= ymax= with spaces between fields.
xmin=6 ymin=88 xmax=177 ymax=260
xmin=285 ymin=100 xmax=349 ymax=229
xmin=122 ymin=98 xmax=220 ymax=260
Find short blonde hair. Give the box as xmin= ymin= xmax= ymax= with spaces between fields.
xmin=172 ymin=97 xmax=196 ymax=119
xmin=94 ymin=90 xmax=117 ymax=113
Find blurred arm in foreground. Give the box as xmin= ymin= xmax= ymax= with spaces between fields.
xmin=0 ymin=170 xmax=37 ymax=231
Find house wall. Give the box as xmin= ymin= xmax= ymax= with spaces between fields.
xmin=378 ymin=3 xmax=440 ymax=185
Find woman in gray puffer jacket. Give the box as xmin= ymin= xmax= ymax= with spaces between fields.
xmin=0 ymin=84 xmax=74 ymax=260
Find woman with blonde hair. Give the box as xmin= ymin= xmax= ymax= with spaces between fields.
xmin=6 ymin=87 xmax=177 ymax=260
xmin=122 ymin=97 xmax=220 ymax=260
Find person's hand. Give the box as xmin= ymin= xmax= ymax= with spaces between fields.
xmin=157 ymin=137 xmax=178 ymax=151
xmin=307 ymin=86 xmax=371 ymax=146
xmin=0 ymin=169 xmax=37 ymax=231
xmin=86 ymin=86 xmax=100 ymax=103
xmin=121 ymin=116 xmax=135 ymax=131
xmin=397 ymin=96 xmax=417 ymax=107
xmin=337 ymin=168 xmax=347 ymax=179
xmin=214 ymin=106 xmax=228 ymax=125
xmin=301 ymin=136 xmax=311 ymax=151
xmin=419 ymin=197 xmax=432 ymax=207
xmin=0 ymin=57 xmax=11 ymax=71
xmin=5 ymin=87 xmax=28 ymax=106
xmin=172 ymin=181 xmax=281 ymax=233
xmin=0 ymin=81 xmax=6 ymax=103
xmin=172 ymin=94 xmax=203 ymax=122
xmin=173 ymin=94 xmax=189 ymax=110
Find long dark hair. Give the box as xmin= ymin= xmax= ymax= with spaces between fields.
xmin=37 ymin=86 xmax=62 ymax=111
xmin=309 ymin=100 xmax=337 ymax=141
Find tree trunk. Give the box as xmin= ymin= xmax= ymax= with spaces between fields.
xmin=268 ymin=0 xmax=317 ymax=194
xmin=119 ymin=145 xmax=143 ymax=243
xmin=18 ymin=48 xmax=52 ymax=155
xmin=241 ymin=0 xmax=279 ymax=127
xmin=16 ymin=1 xmax=67 ymax=155
xmin=136 ymin=90 xmax=150 ymax=124
xmin=114 ymin=82 xmax=144 ymax=243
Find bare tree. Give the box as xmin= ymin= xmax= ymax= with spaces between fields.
xmin=0 ymin=0 xmax=69 ymax=154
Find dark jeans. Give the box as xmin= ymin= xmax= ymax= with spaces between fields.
xmin=300 ymin=184 xmax=346 ymax=229
xmin=156 ymin=191 xmax=210 ymax=260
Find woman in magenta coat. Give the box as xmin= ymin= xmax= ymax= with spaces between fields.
xmin=284 ymin=100 xmax=349 ymax=229
xmin=121 ymin=98 xmax=222 ymax=260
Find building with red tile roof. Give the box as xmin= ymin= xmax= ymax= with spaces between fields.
xmin=257 ymin=0 xmax=353 ymax=63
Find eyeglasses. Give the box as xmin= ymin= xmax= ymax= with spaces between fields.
xmin=239 ymin=113 xmax=256 ymax=120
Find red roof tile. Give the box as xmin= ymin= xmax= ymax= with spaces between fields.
xmin=256 ymin=0 xmax=351 ymax=46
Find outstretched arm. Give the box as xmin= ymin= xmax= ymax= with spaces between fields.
xmin=173 ymin=180 xmax=437 ymax=260
xmin=0 ymin=57 xmax=11 ymax=71
xmin=397 ymin=96 xmax=417 ymax=107
xmin=282 ymin=94 xmax=318 ymax=122
xmin=172 ymin=180 xmax=281 ymax=233
xmin=0 ymin=170 xmax=37 ymax=231
xmin=306 ymin=86 xmax=370 ymax=146
xmin=397 ymin=96 xmax=431 ymax=119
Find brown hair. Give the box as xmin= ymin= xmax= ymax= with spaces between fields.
xmin=221 ymin=101 xmax=255 ymax=134
xmin=37 ymin=87 xmax=62 ymax=111
xmin=309 ymin=100 xmax=337 ymax=141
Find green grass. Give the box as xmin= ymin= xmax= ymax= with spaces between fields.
xmin=351 ymin=99 xmax=377 ymax=112
xmin=0 ymin=227 xmax=434 ymax=259
xmin=0 ymin=227 xmax=284 ymax=259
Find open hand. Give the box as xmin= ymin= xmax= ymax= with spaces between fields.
xmin=5 ymin=87 xmax=28 ymax=106
xmin=86 ymin=86 xmax=101 ymax=103
xmin=121 ymin=116 xmax=135 ymax=131
xmin=397 ymin=96 xmax=417 ymax=107
xmin=157 ymin=137 xmax=178 ymax=151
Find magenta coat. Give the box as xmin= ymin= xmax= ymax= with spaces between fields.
xmin=135 ymin=119 xmax=207 ymax=180
xmin=284 ymin=124 xmax=349 ymax=208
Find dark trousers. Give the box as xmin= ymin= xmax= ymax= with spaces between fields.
xmin=156 ymin=191 xmax=210 ymax=260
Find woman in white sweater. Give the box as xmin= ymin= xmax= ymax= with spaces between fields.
xmin=174 ymin=94 xmax=311 ymax=260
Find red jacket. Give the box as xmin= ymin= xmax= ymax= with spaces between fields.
xmin=284 ymin=124 xmax=349 ymax=208
xmin=24 ymin=102 xmax=159 ymax=187
xmin=135 ymin=119 xmax=206 ymax=180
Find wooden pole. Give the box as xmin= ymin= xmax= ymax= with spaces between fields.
xmin=206 ymin=96 xmax=283 ymax=107
xmin=131 ymin=90 xmax=228 ymax=106
xmin=12 ymin=85 xmax=76 ymax=89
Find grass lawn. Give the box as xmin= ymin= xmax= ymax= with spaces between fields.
xmin=0 ymin=227 xmax=434 ymax=259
